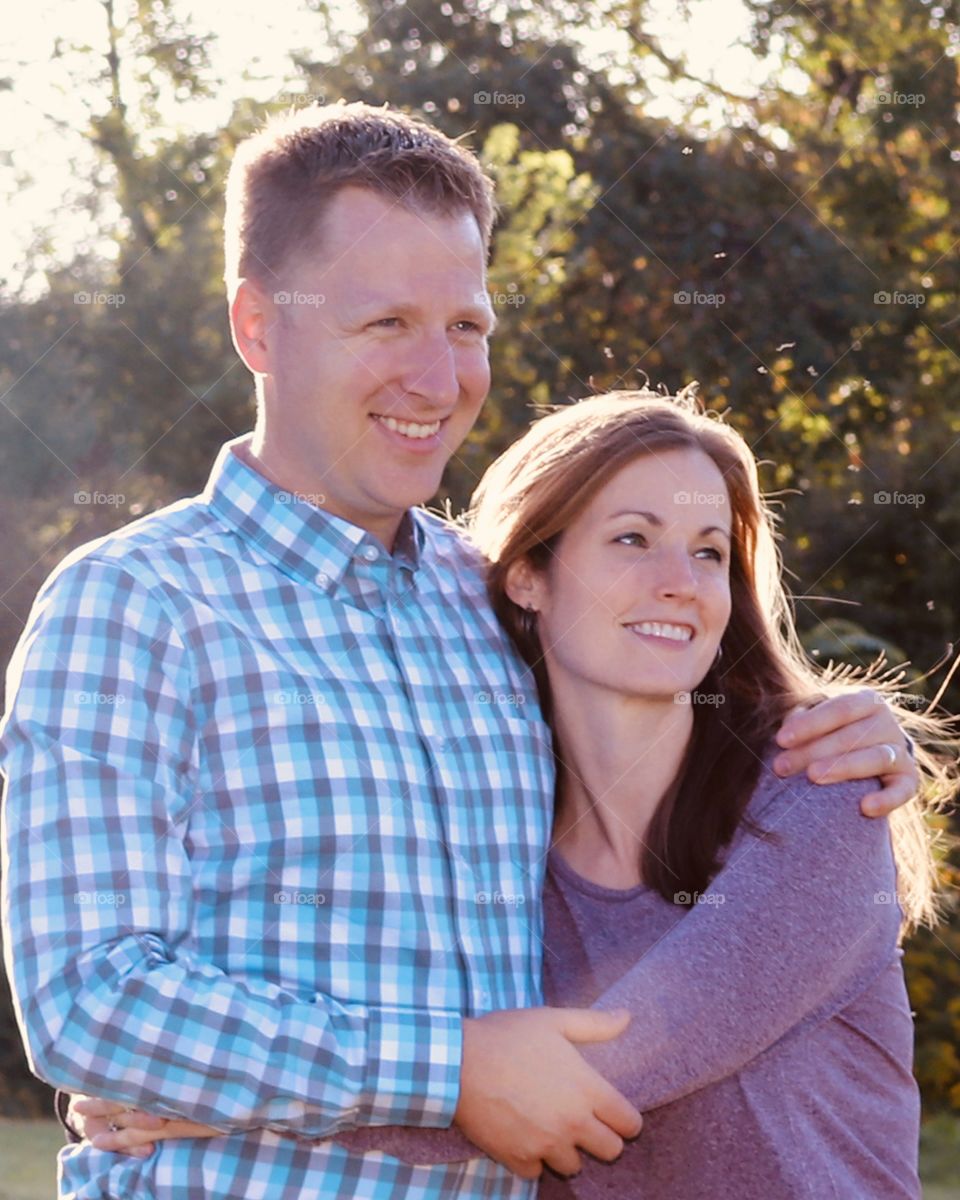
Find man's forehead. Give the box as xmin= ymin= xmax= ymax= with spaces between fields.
xmin=337 ymin=279 xmax=492 ymax=311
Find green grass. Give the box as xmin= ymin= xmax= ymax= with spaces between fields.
xmin=0 ymin=1120 xmax=64 ymax=1200
xmin=1 ymin=1116 xmax=959 ymax=1197
xmin=921 ymin=1113 xmax=960 ymax=1198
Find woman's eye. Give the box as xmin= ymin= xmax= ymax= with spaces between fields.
xmin=696 ymin=547 xmax=725 ymax=562
xmin=615 ymin=532 xmax=646 ymax=547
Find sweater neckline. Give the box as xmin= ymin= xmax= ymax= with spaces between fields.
xmin=547 ymin=844 xmax=653 ymax=902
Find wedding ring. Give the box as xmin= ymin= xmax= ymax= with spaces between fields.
xmin=880 ymin=743 xmax=898 ymax=771
xmin=108 ymin=1119 xmax=121 ymax=1133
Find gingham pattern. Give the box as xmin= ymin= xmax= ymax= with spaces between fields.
xmin=1 ymin=435 xmax=553 ymax=1200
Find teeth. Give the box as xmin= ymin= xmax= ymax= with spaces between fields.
xmin=629 ymin=621 xmax=694 ymax=642
xmin=377 ymin=416 xmax=441 ymax=439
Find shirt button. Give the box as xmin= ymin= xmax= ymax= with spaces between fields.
xmin=316 ymin=571 xmax=330 ymax=587
xmin=361 ymin=546 xmax=379 ymax=562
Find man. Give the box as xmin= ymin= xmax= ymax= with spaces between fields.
xmin=0 ymin=102 xmax=915 ymax=1200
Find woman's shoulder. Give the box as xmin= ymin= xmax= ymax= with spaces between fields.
xmin=746 ymin=739 xmax=881 ymax=820
xmin=735 ymin=739 xmax=889 ymax=864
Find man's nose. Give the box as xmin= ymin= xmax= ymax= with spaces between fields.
xmin=399 ymin=334 xmax=459 ymax=408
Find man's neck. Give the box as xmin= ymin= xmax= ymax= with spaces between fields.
xmin=237 ymin=434 xmax=405 ymax=552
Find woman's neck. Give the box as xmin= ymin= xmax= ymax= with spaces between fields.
xmin=549 ymin=684 xmax=693 ymax=888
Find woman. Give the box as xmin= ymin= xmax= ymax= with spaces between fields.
xmin=78 ymin=389 xmax=950 ymax=1196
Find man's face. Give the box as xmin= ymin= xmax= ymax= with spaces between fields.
xmin=255 ymin=186 xmax=493 ymax=543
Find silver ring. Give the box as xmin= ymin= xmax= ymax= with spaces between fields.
xmin=108 ymin=1119 xmax=121 ymax=1133
xmin=880 ymin=743 xmax=898 ymax=771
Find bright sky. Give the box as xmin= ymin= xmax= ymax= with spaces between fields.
xmin=0 ymin=0 xmax=788 ymax=296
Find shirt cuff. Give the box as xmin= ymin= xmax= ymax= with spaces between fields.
xmin=356 ymin=1006 xmax=464 ymax=1130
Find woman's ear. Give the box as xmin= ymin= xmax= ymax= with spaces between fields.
xmin=504 ymin=558 xmax=545 ymax=615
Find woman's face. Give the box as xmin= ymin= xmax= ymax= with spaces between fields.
xmin=514 ymin=448 xmax=733 ymax=705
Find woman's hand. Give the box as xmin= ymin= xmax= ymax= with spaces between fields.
xmin=71 ymin=1095 xmax=222 ymax=1156
xmin=773 ymin=688 xmax=917 ymax=815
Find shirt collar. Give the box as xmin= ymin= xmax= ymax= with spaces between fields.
xmin=203 ymin=434 xmax=425 ymax=592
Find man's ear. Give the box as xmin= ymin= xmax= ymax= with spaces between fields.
xmin=504 ymin=557 xmax=545 ymax=615
xmin=230 ymin=278 xmax=275 ymax=375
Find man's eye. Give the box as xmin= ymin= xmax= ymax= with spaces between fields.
xmin=371 ymin=317 xmax=400 ymax=328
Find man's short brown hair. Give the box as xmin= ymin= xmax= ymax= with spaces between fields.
xmin=223 ymin=101 xmax=497 ymax=294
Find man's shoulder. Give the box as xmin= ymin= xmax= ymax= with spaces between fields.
xmin=43 ymin=493 xmax=219 ymax=596
xmin=415 ymin=508 xmax=486 ymax=575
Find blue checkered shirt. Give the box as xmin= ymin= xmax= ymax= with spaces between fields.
xmin=0 ymin=436 xmax=554 ymax=1200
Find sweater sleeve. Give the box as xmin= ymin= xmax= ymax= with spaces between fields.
xmin=579 ymin=764 xmax=904 ymax=1112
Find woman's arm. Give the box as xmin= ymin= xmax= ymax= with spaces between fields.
xmin=579 ymin=764 xmax=904 ymax=1112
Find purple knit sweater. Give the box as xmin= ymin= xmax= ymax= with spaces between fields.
xmin=335 ymin=752 xmax=921 ymax=1198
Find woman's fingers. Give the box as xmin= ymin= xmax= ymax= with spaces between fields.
xmin=91 ymin=1118 xmax=221 ymax=1155
xmin=71 ymin=1097 xmax=168 ymax=1140
xmin=72 ymin=1096 xmax=126 ymax=1118
xmin=91 ymin=1127 xmax=159 ymax=1153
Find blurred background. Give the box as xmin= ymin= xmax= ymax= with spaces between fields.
xmin=0 ymin=0 xmax=958 ymax=1194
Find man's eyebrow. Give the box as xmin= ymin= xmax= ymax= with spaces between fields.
xmin=345 ymin=297 xmax=497 ymax=332
xmin=608 ymin=510 xmax=731 ymax=539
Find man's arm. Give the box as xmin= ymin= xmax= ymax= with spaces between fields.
xmin=772 ymin=689 xmax=916 ymax=814
xmin=0 ymin=555 xmax=461 ymax=1138
xmin=73 ymin=1007 xmax=643 ymax=1179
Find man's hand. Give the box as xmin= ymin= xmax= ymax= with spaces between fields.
xmin=454 ymin=1006 xmax=643 ymax=1180
xmin=71 ymin=1095 xmax=221 ymax=1156
xmin=773 ymin=688 xmax=917 ymax=816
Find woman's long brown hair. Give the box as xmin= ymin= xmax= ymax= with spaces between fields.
xmin=467 ymin=388 xmax=955 ymax=930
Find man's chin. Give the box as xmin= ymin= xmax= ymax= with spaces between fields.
xmin=379 ymin=471 xmax=448 ymax=512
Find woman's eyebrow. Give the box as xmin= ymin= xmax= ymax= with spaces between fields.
xmin=607 ymin=510 xmax=731 ymax=539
